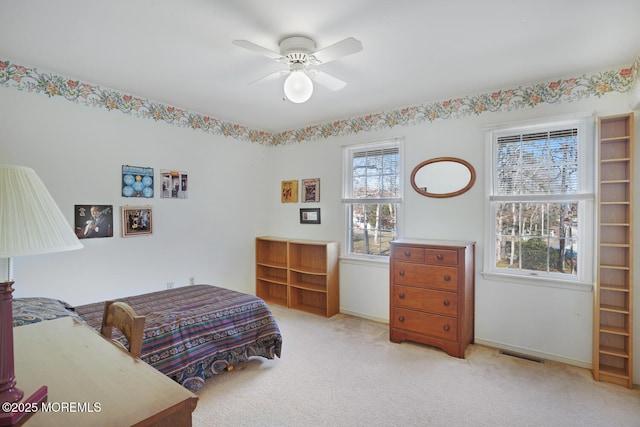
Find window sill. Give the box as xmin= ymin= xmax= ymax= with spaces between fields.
xmin=481 ymin=271 xmax=593 ymax=292
xmin=339 ymin=254 xmax=390 ymax=267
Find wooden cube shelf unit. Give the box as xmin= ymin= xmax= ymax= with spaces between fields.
xmin=256 ymin=237 xmax=339 ymax=317
xmin=593 ymin=112 xmax=634 ymax=388
xmin=255 ymin=237 xmax=289 ymax=307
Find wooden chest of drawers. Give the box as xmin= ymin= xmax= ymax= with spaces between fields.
xmin=389 ymin=239 xmax=475 ymax=358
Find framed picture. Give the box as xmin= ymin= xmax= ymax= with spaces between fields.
xmin=281 ymin=180 xmax=298 ymax=203
xmin=160 ymin=169 xmax=188 ymax=199
xmin=74 ymin=205 xmax=114 ymax=239
xmin=122 ymin=206 xmax=153 ymax=237
xmin=302 ymin=178 xmax=320 ymax=202
xmin=300 ymin=208 xmax=321 ymax=224
xmin=122 ymin=165 xmax=154 ymax=198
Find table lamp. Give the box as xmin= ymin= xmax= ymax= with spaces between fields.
xmin=0 ymin=165 xmax=83 ymax=426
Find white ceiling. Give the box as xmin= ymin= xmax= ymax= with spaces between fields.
xmin=1 ymin=0 xmax=640 ymax=132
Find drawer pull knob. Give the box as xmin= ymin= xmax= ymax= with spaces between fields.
xmin=437 ymin=253 xmax=444 ymax=260
xmin=444 ymin=274 xmax=451 ymax=281
xmin=443 ymin=300 xmax=450 ymax=307
xmin=399 ymin=270 xmax=405 ymax=276
xmin=443 ymin=324 xmax=450 ymax=332
xmin=399 ymin=293 xmax=405 ymax=299
xmin=404 ymin=251 xmax=411 ymax=257
xmin=398 ymin=316 xmax=405 ymax=322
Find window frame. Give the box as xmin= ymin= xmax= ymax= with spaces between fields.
xmin=342 ymin=138 xmax=403 ymax=261
xmin=483 ymin=113 xmax=595 ymax=290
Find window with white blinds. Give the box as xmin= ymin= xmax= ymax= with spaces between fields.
xmin=486 ymin=115 xmax=594 ymax=285
xmin=348 ymin=147 xmax=400 ymax=200
xmin=343 ymin=140 xmax=402 ymax=257
xmin=494 ymin=128 xmax=579 ymax=196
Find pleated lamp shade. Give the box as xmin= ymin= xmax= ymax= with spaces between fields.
xmin=0 ymin=165 xmax=83 ymax=258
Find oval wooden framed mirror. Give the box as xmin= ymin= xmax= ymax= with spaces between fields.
xmin=410 ymin=157 xmax=476 ymax=198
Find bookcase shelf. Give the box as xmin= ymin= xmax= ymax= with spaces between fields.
xmin=256 ymin=237 xmax=339 ymax=317
xmin=593 ymin=112 xmax=634 ymax=389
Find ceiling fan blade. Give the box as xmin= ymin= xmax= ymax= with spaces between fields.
xmin=232 ymin=39 xmax=282 ymax=61
xmin=306 ymin=69 xmax=347 ymax=91
xmin=248 ymin=69 xmax=290 ymax=86
xmin=311 ymin=37 xmax=363 ymax=64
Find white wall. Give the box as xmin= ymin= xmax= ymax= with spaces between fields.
xmin=0 ymin=87 xmax=272 ymax=304
xmin=2 ymin=75 xmax=639 ymax=382
xmin=267 ymin=93 xmax=639 ymax=373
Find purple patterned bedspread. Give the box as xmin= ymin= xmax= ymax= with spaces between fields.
xmin=13 ymin=297 xmax=83 ymax=326
xmin=72 ymin=285 xmax=282 ymax=392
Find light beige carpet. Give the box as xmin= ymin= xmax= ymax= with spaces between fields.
xmin=192 ymin=305 xmax=640 ymax=427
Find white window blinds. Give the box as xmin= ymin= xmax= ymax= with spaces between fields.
xmin=495 ymin=128 xmax=579 ymax=196
xmin=347 ymin=146 xmax=400 ymax=202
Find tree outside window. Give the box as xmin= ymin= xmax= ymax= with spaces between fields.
xmin=488 ymin=117 xmax=593 ymax=283
xmin=343 ymin=141 xmax=402 ymax=257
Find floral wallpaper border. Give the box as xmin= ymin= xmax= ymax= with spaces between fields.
xmin=1 ymin=54 xmax=638 ymax=147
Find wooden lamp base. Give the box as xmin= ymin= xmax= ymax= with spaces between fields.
xmin=0 ymin=281 xmax=48 ymax=426
xmin=0 ymin=386 xmax=47 ymax=426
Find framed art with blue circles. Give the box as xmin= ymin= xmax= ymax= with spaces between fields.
xmin=122 ymin=165 xmax=154 ymax=198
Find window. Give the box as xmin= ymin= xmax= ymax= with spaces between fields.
xmin=486 ymin=115 xmax=594 ymax=285
xmin=343 ymin=139 xmax=402 ymax=257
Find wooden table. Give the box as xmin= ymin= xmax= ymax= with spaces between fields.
xmin=12 ymin=317 xmax=198 ymax=426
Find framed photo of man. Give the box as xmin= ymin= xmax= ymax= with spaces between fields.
xmin=75 ymin=205 xmax=114 ymax=239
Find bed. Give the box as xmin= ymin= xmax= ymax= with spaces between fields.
xmin=12 ymin=284 xmax=283 ymax=392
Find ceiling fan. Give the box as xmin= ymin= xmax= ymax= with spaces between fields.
xmin=232 ymin=36 xmax=363 ymax=103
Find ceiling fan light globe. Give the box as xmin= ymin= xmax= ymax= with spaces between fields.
xmin=284 ymin=71 xmax=313 ymax=103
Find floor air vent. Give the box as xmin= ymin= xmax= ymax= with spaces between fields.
xmin=499 ymin=350 xmax=544 ymax=364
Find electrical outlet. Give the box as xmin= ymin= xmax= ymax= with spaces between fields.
xmin=167 ymin=282 xmax=174 ymax=289
xmin=189 ymin=277 xmax=195 ymax=285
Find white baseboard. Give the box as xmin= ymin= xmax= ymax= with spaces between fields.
xmin=339 ymin=308 xmax=388 ymax=325
xmin=474 ymin=337 xmax=592 ymax=370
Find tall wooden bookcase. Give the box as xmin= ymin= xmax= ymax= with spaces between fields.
xmin=593 ymin=112 xmax=634 ymax=388
xmin=256 ymin=236 xmax=339 ymax=317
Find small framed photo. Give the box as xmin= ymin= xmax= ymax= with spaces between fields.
xmin=302 ymin=178 xmax=320 ymax=202
xmin=75 ymin=205 xmax=114 ymax=239
xmin=122 ymin=165 xmax=154 ymax=198
xmin=300 ymin=208 xmax=321 ymax=224
xmin=122 ymin=206 xmax=153 ymax=237
xmin=281 ymin=180 xmax=298 ymax=203
xmin=160 ymin=169 xmax=188 ymax=199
